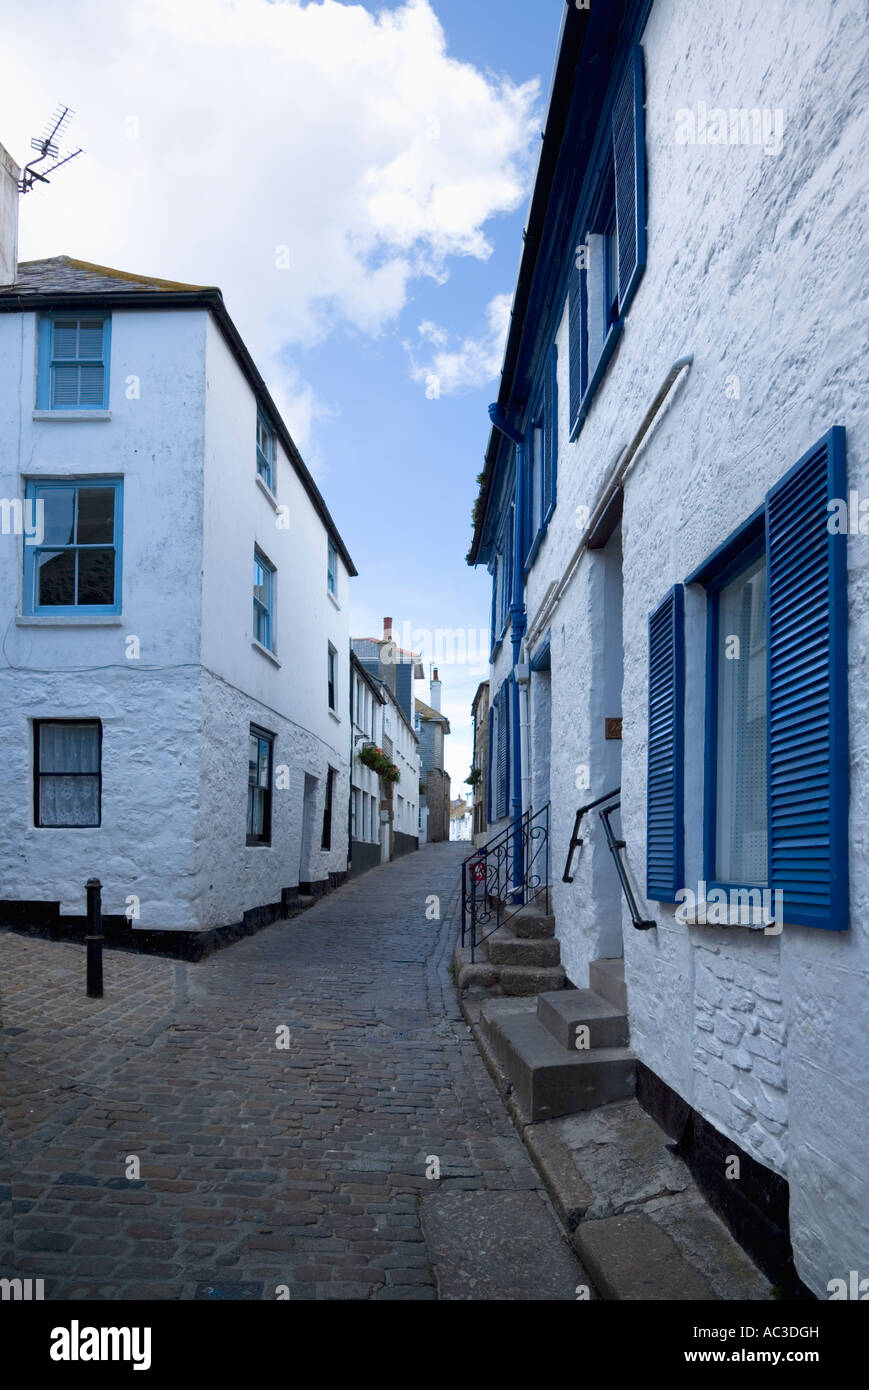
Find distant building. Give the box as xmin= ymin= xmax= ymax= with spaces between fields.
xmin=470 ymin=680 xmax=490 ymax=845
xmin=449 ymin=795 xmax=473 ymax=843
xmin=350 ymin=623 xmax=421 ymax=872
xmin=415 ymin=668 xmax=451 ymax=842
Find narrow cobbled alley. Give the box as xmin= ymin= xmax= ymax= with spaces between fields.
xmin=1 ymin=844 xmax=587 ymax=1300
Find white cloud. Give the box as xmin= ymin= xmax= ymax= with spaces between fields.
xmin=2 ymin=0 xmax=538 ymax=424
xmin=406 ymin=290 xmax=511 ymax=395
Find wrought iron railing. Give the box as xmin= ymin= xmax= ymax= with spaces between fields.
xmin=461 ymin=803 xmax=550 ymax=963
xmin=563 ymin=785 xmax=655 ymax=931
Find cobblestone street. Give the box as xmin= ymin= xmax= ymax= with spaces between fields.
xmin=0 ymin=843 xmax=585 ymax=1300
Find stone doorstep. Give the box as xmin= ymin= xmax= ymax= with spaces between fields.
xmin=485 ymin=927 xmax=561 ymax=969
xmin=458 ymin=984 xmax=773 ymax=1302
xmin=537 ymin=988 xmax=629 ymax=1050
xmin=589 ymin=957 xmax=628 ymax=1013
xmin=481 ymin=1007 xmax=635 ymax=1120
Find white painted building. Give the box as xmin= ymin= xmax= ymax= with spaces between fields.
xmin=351 ymin=625 xmax=421 ymax=867
xmin=0 ymin=145 xmax=356 ymax=940
xmin=468 ymin=2 xmax=868 ymax=1297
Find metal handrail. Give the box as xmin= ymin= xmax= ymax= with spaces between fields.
xmin=461 ymin=802 xmax=550 ymax=962
xmin=598 ymin=800 xmax=656 ymax=931
xmin=562 ymin=786 xmax=621 ymax=882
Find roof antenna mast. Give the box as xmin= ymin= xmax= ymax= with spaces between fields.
xmin=19 ymin=104 xmax=83 ymax=194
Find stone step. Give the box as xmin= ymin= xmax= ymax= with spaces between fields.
xmin=537 ymin=989 xmax=629 ymax=1051
xmin=589 ymin=957 xmax=627 ymax=1013
xmin=498 ymin=964 xmax=566 ymax=997
xmin=486 ymin=928 xmax=561 ymax=969
xmin=510 ymin=907 xmax=556 ymax=940
xmin=480 ymin=1007 xmax=635 ymax=1122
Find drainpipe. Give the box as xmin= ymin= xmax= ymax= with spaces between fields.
xmin=488 ymin=402 xmax=526 ymax=900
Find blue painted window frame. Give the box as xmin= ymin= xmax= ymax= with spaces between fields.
xmin=256 ymin=412 xmax=275 ymax=490
xmin=686 ymin=426 xmax=849 ymax=931
xmin=253 ymin=548 xmax=275 ymax=651
xmin=327 ymin=538 xmax=337 ymax=596
xmin=567 ymin=44 xmax=645 ymax=441
xmin=247 ymin=725 xmax=274 ymax=846
xmin=328 ymin=643 xmax=337 ymax=711
xmin=37 ymin=314 xmax=111 ymax=410
xmin=698 ymin=511 xmax=768 ymax=901
xmin=23 ymin=477 xmax=123 ymax=616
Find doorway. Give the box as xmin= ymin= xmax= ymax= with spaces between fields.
xmin=299 ymin=773 xmax=318 ymax=887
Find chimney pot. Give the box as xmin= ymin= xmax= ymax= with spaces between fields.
xmin=0 ymin=144 xmax=20 ymax=288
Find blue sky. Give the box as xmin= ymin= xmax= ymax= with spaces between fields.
xmin=0 ymin=0 xmax=563 ymax=786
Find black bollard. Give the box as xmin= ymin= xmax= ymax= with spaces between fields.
xmin=86 ymin=877 xmax=103 ymax=998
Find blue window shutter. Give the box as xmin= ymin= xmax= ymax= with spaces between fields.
xmin=568 ymin=261 xmax=583 ymax=434
xmin=646 ymin=584 xmax=685 ymax=900
xmin=767 ymin=426 xmax=848 ymax=930
xmin=487 ymin=707 xmax=494 ymax=823
xmin=612 ymin=44 xmax=647 ymax=317
xmin=544 ymin=343 xmax=557 ymax=516
xmin=497 ymin=683 xmax=509 ymax=819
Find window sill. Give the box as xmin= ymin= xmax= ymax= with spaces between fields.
xmin=17 ymin=613 xmax=123 ymax=626
xmin=255 ymin=474 xmax=279 ymax=509
xmin=677 ymin=898 xmax=778 ymax=931
xmin=327 ymin=588 xmax=340 ymax=610
xmin=328 ymin=708 xmax=341 ymax=723
xmin=33 ymin=410 xmax=111 ymax=422
xmin=252 ymin=639 xmax=281 ymax=666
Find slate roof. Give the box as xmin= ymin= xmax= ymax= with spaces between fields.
xmin=6 ymin=255 xmax=211 ymax=296
xmin=415 ymin=696 xmax=450 ymax=732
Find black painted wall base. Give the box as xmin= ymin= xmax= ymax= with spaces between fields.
xmin=0 ymin=872 xmax=349 ymax=963
xmin=350 ymin=839 xmax=381 ymax=879
xmin=392 ymin=832 xmax=419 ymax=859
xmin=635 ymin=1061 xmax=814 ymax=1299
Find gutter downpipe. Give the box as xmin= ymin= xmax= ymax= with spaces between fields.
xmin=488 ymin=403 xmax=526 ymax=903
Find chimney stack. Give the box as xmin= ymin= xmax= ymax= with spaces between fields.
xmin=430 ymin=667 xmax=442 ymax=712
xmin=0 ymin=144 xmax=20 ymax=287
xmin=383 ymin=616 xmax=393 ymax=642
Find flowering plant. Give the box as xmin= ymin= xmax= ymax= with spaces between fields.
xmin=359 ymin=745 xmax=400 ymax=782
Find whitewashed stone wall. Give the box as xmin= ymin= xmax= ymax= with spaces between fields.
xmin=494 ymin=0 xmax=868 ymax=1294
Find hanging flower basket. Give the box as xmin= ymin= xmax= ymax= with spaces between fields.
xmin=359 ymin=745 xmax=400 ymax=783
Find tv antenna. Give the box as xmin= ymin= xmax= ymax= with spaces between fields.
xmin=19 ymin=104 xmax=83 ymax=194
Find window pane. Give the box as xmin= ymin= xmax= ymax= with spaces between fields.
xmin=37 ymin=550 xmax=75 ymax=606
xmin=715 ymin=553 xmax=768 ymax=884
xmin=77 ymin=320 xmax=105 ymax=357
xmin=247 ymin=785 xmax=265 ymax=838
xmin=52 ymin=320 xmax=80 ymax=359
xmin=39 ymin=775 xmax=100 ymax=827
xmin=40 ymin=488 xmax=76 ymax=546
xmin=78 ymin=364 xmax=105 ymax=406
xmin=39 ymin=722 xmax=100 ymax=773
xmin=77 ymin=488 xmax=115 ymax=544
xmin=254 ymin=559 xmax=270 ymax=605
xmin=52 ymin=363 xmax=81 ymax=407
xmin=257 ymin=740 xmax=270 ymax=789
xmin=248 ymin=735 xmax=259 ymax=785
xmin=78 ymin=548 xmax=115 ymax=605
